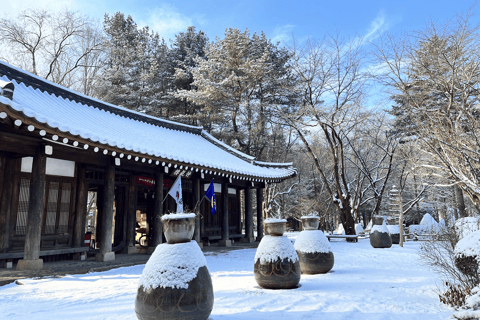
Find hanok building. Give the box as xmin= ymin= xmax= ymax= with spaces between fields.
xmin=0 ymin=61 xmax=296 ymax=270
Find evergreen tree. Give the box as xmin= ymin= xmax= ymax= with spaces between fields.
xmin=177 ymin=28 xmax=298 ymax=159
xmin=167 ymin=26 xmax=209 ymax=124
xmin=99 ymin=13 xmax=172 ymax=115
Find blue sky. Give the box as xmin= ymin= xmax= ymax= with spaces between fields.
xmin=3 ymin=0 xmax=479 ymax=45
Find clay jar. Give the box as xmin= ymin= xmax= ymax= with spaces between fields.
xmin=369 ymin=216 xmax=392 ymax=248
xmin=302 ymin=216 xmax=320 ymax=230
xmin=135 ymin=213 xmax=214 ymax=320
xmin=387 ymin=225 xmax=401 ymax=245
xmin=254 ymin=219 xmax=301 ymax=289
xmin=295 ymin=216 xmax=334 ymax=274
xmin=163 ymin=215 xmax=195 ymax=244
xmin=454 ymin=230 xmax=480 ymax=281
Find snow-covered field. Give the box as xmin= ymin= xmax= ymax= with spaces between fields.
xmin=0 ymin=236 xmax=453 ymax=319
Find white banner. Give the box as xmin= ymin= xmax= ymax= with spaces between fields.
xmin=168 ymin=175 xmax=183 ymax=213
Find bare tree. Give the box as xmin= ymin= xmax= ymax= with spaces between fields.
xmin=281 ymin=35 xmax=372 ymax=238
xmin=373 ymin=8 xmax=480 ymax=211
xmin=0 ymin=8 xmax=105 ymax=94
xmin=345 ymin=112 xmax=397 ymax=221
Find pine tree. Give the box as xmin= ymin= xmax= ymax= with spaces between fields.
xmin=167 ymin=26 xmax=209 ymax=124
xmin=99 ymin=13 xmax=173 ymax=115
xmin=177 ymin=28 xmax=298 ymax=158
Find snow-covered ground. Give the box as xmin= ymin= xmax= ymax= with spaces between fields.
xmin=0 ymin=236 xmax=453 ymax=319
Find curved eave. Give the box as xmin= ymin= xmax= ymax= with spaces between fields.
xmin=0 ymin=61 xmax=204 ymax=134
xmin=0 ymin=99 xmax=296 ymax=182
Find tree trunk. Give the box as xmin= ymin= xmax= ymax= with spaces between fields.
xmin=455 ymin=185 xmax=466 ymax=218
xmin=399 ymin=193 xmax=404 ymax=248
xmin=339 ymin=204 xmax=356 ymax=241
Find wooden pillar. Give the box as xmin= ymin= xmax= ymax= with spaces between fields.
xmin=113 ymin=187 xmax=126 ymax=247
xmin=242 ymin=187 xmax=254 ymax=243
xmin=236 ymin=188 xmax=242 ymax=235
xmin=256 ymin=187 xmax=264 ymax=241
xmin=152 ymin=170 xmax=164 ymax=247
xmin=95 ymin=186 xmax=105 ymax=249
xmin=200 ymin=182 xmax=205 ymax=240
xmin=0 ymin=156 xmax=15 ymax=253
xmin=72 ymin=165 xmax=88 ymax=248
xmin=124 ymin=174 xmax=137 ymax=254
xmin=193 ymin=177 xmax=202 ymax=245
xmin=96 ymin=161 xmax=115 ymax=262
xmin=219 ymin=180 xmax=231 ymax=246
xmin=122 ymin=187 xmax=128 ymax=246
xmin=17 ymin=144 xmax=47 ymax=270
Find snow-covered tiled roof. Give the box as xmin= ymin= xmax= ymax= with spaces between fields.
xmin=0 ymin=61 xmax=296 ymax=180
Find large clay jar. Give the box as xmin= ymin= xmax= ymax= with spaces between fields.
xmin=254 ymin=219 xmax=301 ymax=289
xmin=454 ymin=230 xmax=480 ymax=281
xmin=135 ymin=213 xmax=214 ymax=320
xmin=387 ymin=225 xmax=400 ymax=245
xmin=370 ymin=216 xmax=392 ymax=248
xmin=294 ymin=215 xmax=334 ymax=274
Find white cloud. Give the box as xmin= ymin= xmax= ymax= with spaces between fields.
xmin=363 ymin=10 xmax=390 ymax=42
xmin=139 ymin=4 xmax=195 ymax=42
xmin=272 ymin=24 xmax=295 ymax=45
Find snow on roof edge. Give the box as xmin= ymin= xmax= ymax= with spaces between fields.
xmin=0 ymin=61 xmax=297 ymax=180
xmin=1 ymin=97 xmax=296 ymax=180
xmin=201 ymin=131 xmax=255 ymax=161
xmin=0 ymin=60 xmax=203 ymax=132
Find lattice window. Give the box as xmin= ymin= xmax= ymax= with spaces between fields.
xmin=45 ymin=182 xmax=59 ymax=234
xmin=57 ymin=183 xmax=71 ymax=234
xmin=15 ymin=179 xmax=30 ymax=235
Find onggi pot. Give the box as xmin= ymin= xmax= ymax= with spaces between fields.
xmin=369 ymin=216 xmax=392 ymax=248
xmin=295 ymin=215 xmax=334 ymax=274
xmin=254 ymin=219 xmax=301 ymax=289
xmin=387 ymin=225 xmax=400 ymax=245
xmin=135 ymin=213 xmax=214 ymax=320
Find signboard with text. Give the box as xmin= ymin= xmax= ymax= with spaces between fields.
xmin=136 ymin=176 xmax=172 ymax=188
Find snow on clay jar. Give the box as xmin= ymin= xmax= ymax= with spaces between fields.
xmin=369 ymin=216 xmax=392 ymax=248
xmin=254 ymin=219 xmax=301 ymax=289
xmin=295 ymin=216 xmax=334 ymax=274
xmin=387 ymin=225 xmax=400 ymax=245
xmin=135 ymin=214 xmax=214 ymax=320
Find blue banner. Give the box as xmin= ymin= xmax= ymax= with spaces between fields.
xmin=205 ymin=181 xmax=216 ymax=215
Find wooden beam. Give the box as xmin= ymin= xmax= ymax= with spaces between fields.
xmin=0 ymin=246 xmax=89 ymax=260
xmin=11 ymin=234 xmax=70 ymax=241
